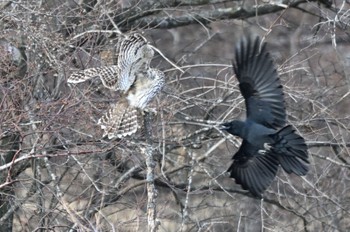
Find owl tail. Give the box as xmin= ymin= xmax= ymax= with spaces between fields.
xmin=98 ymin=101 xmax=139 ymax=139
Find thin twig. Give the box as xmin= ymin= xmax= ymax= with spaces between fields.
xmin=150 ymin=45 xmax=185 ymax=73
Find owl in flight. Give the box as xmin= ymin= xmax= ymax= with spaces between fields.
xmin=68 ymin=33 xmax=164 ymax=139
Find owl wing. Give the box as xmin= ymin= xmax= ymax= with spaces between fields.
xmin=126 ymin=68 xmax=165 ymax=109
xmin=117 ymin=34 xmax=154 ymax=92
xmin=97 ymin=100 xmax=139 ymax=139
xmin=68 ymin=65 xmax=120 ymax=90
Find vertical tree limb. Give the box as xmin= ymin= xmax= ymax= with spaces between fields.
xmin=143 ymin=111 xmax=160 ymax=231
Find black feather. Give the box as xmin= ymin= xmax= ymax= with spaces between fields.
xmin=221 ymin=36 xmax=309 ymax=197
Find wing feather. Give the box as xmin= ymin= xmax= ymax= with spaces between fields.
xmin=233 ymin=37 xmax=286 ymax=128
xmin=68 ymin=65 xmax=120 ymax=90
xmin=98 ymin=100 xmax=139 ymax=139
xmin=228 ymin=140 xmax=279 ymax=197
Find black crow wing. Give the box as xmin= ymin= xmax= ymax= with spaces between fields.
xmin=233 ymin=37 xmax=286 ymax=129
xmin=228 ymin=140 xmax=279 ymax=197
xmin=271 ymin=125 xmax=309 ymax=176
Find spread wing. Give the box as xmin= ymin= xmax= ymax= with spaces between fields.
xmin=117 ymin=33 xmax=154 ymax=92
xmin=228 ymin=140 xmax=279 ymax=197
xmin=97 ymin=100 xmax=139 ymax=139
xmin=68 ymin=34 xmax=154 ymax=92
xmin=233 ymin=37 xmax=286 ymax=129
xmin=68 ymin=65 xmax=120 ymax=90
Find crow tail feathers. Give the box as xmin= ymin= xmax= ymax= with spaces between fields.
xmin=271 ymin=125 xmax=309 ymax=176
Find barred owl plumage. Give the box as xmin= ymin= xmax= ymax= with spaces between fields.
xmin=67 ymin=33 xmax=154 ymax=92
xmin=68 ymin=65 xmax=120 ymax=89
xmin=98 ymin=68 xmax=165 ymax=139
xmin=97 ymin=100 xmax=139 ymax=139
xmin=117 ymin=33 xmax=154 ymax=93
xmin=127 ymin=68 xmax=165 ymax=109
xmin=68 ymin=33 xmax=164 ymax=139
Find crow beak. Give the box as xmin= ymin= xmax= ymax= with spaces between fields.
xmin=218 ymin=123 xmax=229 ymax=131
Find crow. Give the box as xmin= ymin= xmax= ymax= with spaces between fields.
xmin=220 ymin=36 xmax=309 ymax=197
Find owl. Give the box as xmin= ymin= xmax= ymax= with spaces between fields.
xmin=68 ymin=33 xmax=164 ymax=139
xmin=98 ymin=68 xmax=165 ymax=139
xmin=68 ymin=33 xmax=154 ymax=92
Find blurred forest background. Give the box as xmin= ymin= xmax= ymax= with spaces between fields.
xmin=1 ymin=0 xmax=350 ymax=231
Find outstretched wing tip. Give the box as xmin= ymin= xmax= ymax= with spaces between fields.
xmin=227 ymin=141 xmax=279 ymax=196
xmin=233 ymin=35 xmax=286 ymax=128
xmin=67 ymin=66 xmax=120 ymax=90
xmin=98 ymin=103 xmax=139 ymax=139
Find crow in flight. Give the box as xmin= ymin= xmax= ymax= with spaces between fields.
xmin=220 ymin=36 xmax=309 ymax=197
